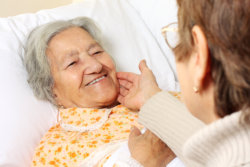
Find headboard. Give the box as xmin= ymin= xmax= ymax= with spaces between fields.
xmin=0 ymin=0 xmax=72 ymax=17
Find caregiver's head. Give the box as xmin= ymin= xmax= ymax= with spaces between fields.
xmin=24 ymin=17 xmax=119 ymax=108
xmin=171 ymin=0 xmax=250 ymax=123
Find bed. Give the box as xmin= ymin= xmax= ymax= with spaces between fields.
xmin=0 ymin=0 xmax=179 ymax=166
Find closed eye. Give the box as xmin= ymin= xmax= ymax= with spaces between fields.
xmin=94 ymin=51 xmax=103 ymax=55
xmin=67 ymin=61 xmax=76 ymax=67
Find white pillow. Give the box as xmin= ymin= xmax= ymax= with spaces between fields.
xmin=0 ymin=0 xmax=178 ymax=166
xmin=127 ymin=0 xmax=179 ymax=89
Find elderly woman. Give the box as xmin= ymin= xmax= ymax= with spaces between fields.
xmin=117 ymin=0 xmax=250 ymax=166
xmin=23 ymin=17 xmax=149 ymax=167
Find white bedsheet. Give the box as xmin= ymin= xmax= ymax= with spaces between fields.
xmin=102 ymin=129 xmax=186 ymax=167
xmin=103 ymin=142 xmax=185 ymax=167
xmin=79 ymin=129 xmax=186 ymax=167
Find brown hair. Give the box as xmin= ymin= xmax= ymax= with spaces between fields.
xmin=175 ymin=0 xmax=250 ymax=123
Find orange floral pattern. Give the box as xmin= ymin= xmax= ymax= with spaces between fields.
xmin=32 ymin=105 xmax=142 ymax=167
xmin=169 ymin=91 xmax=182 ymax=100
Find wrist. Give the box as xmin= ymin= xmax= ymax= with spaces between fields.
xmin=141 ymin=151 xmax=176 ymax=167
xmin=141 ymin=87 xmax=161 ymax=108
xmin=163 ymin=153 xmax=176 ymax=166
xmin=150 ymin=87 xmax=161 ymax=99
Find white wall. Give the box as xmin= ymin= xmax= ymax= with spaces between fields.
xmin=0 ymin=0 xmax=73 ymax=17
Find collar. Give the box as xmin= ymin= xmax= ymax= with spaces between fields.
xmin=59 ymin=107 xmax=112 ymax=133
xmin=183 ymin=111 xmax=250 ymax=166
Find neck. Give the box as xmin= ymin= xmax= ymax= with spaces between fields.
xmin=198 ymin=82 xmax=219 ymax=124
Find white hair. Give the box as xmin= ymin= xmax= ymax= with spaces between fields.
xmin=23 ymin=17 xmax=103 ymax=106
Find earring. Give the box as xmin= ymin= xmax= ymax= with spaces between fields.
xmin=193 ymin=86 xmax=199 ymax=93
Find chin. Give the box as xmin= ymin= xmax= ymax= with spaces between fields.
xmin=97 ymin=88 xmax=119 ymax=107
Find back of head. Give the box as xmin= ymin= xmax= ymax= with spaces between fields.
xmin=23 ymin=17 xmax=102 ymax=106
xmin=175 ymin=0 xmax=250 ymax=123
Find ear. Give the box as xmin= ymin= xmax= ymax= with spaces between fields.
xmin=52 ymin=85 xmax=62 ymax=107
xmin=191 ymin=25 xmax=210 ymax=90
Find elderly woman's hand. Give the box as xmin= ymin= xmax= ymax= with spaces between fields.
xmin=117 ymin=60 xmax=161 ymax=111
xmin=129 ymin=127 xmax=176 ymax=167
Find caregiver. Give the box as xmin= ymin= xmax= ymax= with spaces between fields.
xmin=117 ymin=0 xmax=250 ymax=166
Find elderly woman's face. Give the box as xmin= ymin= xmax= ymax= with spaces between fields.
xmin=46 ymin=27 xmax=119 ymax=108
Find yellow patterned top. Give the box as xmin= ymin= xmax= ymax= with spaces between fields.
xmin=32 ymin=105 xmax=142 ymax=167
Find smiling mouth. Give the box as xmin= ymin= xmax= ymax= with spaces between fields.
xmin=86 ymin=75 xmax=107 ymax=86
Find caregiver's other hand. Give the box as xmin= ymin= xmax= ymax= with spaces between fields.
xmin=117 ymin=60 xmax=161 ymax=111
xmin=129 ymin=127 xmax=176 ymax=167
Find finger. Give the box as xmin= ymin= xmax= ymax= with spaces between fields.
xmin=117 ymin=94 xmax=124 ymax=104
xmin=161 ymin=146 xmax=176 ymax=165
xmin=128 ymin=126 xmax=141 ymax=152
xmin=118 ymin=79 xmax=133 ymax=89
xmin=139 ymin=60 xmax=150 ymax=73
xmin=143 ymin=130 xmax=158 ymax=141
xmin=143 ymin=130 xmax=152 ymax=136
xmin=143 ymin=130 xmax=153 ymax=139
xmin=117 ymin=72 xmax=139 ymax=82
xmin=120 ymin=87 xmax=129 ymax=97
xmin=129 ymin=126 xmax=141 ymax=139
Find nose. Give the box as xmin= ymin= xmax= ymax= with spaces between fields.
xmin=83 ymin=56 xmax=103 ymax=75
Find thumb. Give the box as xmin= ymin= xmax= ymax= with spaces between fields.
xmin=129 ymin=126 xmax=141 ymax=139
xmin=139 ymin=60 xmax=149 ymax=73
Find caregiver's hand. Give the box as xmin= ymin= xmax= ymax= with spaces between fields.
xmin=117 ymin=60 xmax=161 ymax=111
xmin=129 ymin=127 xmax=176 ymax=167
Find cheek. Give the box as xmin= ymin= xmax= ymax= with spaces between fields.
xmin=103 ymin=55 xmax=116 ymax=70
xmin=176 ymin=62 xmax=190 ymax=101
xmin=55 ymin=70 xmax=81 ymax=91
xmin=176 ymin=62 xmax=185 ymax=90
xmin=100 ymin=54 xmax=117 ymax=77
xmin=104 ymin=57 xmax=120 ymax=90
xmin=177 ymin=62 xmax=197 ymax=115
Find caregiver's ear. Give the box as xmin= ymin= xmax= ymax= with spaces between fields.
xmin=191 ymin=25 xmax=210 ymax=88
